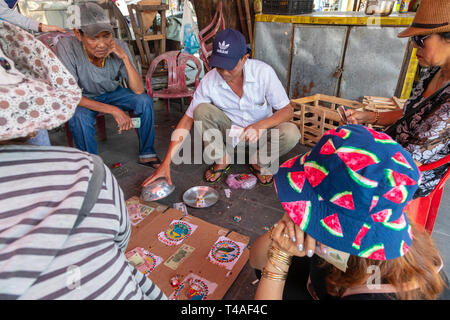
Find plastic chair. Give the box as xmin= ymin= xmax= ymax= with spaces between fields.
xmin=146 ymin=50 xmax=202 ymax=116
xmin=406 ymin=155 xmax=450 ymax=234
xmin=198 ymin=1 xmax=225 ymax=72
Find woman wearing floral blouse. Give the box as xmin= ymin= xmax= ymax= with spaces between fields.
xmin=346 ymin=0 xmax=449 ymax=198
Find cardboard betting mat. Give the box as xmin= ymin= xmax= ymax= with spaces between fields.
xmin=125 ymin=197 xmax=250 ymax=300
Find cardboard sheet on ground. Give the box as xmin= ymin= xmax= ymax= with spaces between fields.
xmin=126 ymin=208 xmax=250 ymax=300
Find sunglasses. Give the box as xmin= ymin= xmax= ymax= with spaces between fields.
xmin=411 ymin=34 xmax=432 ymax=48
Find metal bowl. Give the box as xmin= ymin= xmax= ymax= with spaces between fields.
xmin=140 ymin=178 xmax=175 ymax=202
xmin=183 ymin=186 xmax=219 ymax=208
xmin=365 ymin=0 xmax=395 ymax=16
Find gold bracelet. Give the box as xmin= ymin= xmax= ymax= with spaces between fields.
xmin=271 ymin=245 xmax=292 ymax=257
xmin=268 ymin=257 xmax=289 ymax=274
xmin=270 ymin=247 xmax=292 ymax=264
xmin=262 ymin=268 xmax=287 ymax=281
xmin=269 ymin=246 xmax=292 ymax=265
xmin=268 ymin=251 xmax=292 ymax=266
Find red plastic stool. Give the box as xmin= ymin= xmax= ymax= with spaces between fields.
xmin=406 ymin=154 xmax=450 ymax=234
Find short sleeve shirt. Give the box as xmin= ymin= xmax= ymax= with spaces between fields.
xmin=55 ymin=36 xmax=135 ymax=98
xmin=185 ymin=59 xmax=291 ymax=128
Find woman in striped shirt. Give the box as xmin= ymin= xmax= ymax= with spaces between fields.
xmin=0 ymin=20 xmax=166 ymax=300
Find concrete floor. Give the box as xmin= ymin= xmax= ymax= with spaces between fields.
xmin=49 ymin=99 xmax=449 ymax=300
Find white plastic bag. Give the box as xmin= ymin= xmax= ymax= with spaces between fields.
xmin=180 ymin=0 xmax=200 ymax=54
xmin=226 ymin=173 xmax=258 ymax=190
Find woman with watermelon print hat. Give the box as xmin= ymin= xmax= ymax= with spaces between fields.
xmin=250 ymin=124 xmax=449 ymax=300
xmin=345 ymin=0 xmax=449 ymax=199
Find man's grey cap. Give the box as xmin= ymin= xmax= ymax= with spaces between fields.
xmin=73 ymin=2 xmax=113 ymax=37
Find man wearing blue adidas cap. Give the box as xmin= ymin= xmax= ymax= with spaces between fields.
xmin=143 ymin=28 xmax=300 ymax=188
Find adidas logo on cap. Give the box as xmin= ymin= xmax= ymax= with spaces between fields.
xmin=217 ymin=41 xmax=230 ymax=54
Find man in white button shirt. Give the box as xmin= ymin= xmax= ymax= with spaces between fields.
xmin=143 ymin=28 xmax=300 ymax=187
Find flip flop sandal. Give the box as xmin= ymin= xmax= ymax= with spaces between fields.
xmin=204 ymin=164 xmax=231 ymax=184
xmin=248 ymin=164 xmax=274 ymax=186
xmin=138 ymin=157 xmax=161 ymax=169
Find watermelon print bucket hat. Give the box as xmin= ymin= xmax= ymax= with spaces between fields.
xmin=274 ymin=124 xmax=421 ymax=261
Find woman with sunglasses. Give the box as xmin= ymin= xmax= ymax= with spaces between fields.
xmin=345 ymin=0 xmax=449 ymax=199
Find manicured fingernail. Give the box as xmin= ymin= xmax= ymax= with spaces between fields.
xmin=322 ymin=247 xmax=327 ymax=254
xmin=307 ymin=250 xmax=314 ymax=257
xmin=291 ymin=236 xmax=296 ymax=243
xmin=297 ymin=244 xmax=304 ymax=252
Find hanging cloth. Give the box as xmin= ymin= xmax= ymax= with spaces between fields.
xmin=180 ymin=0 xmax=200 ymax=54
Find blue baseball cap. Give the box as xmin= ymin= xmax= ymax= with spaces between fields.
xmin=209 ymin=29 xmax=247 ymax=71
xmin=274 ymin=124 xmax=421 ymax=260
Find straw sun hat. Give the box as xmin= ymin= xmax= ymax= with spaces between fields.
xmin=398 ymin=0 xmax=450 ymax=38
xmin=0 ymin=20 xmax=81 ymax=141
